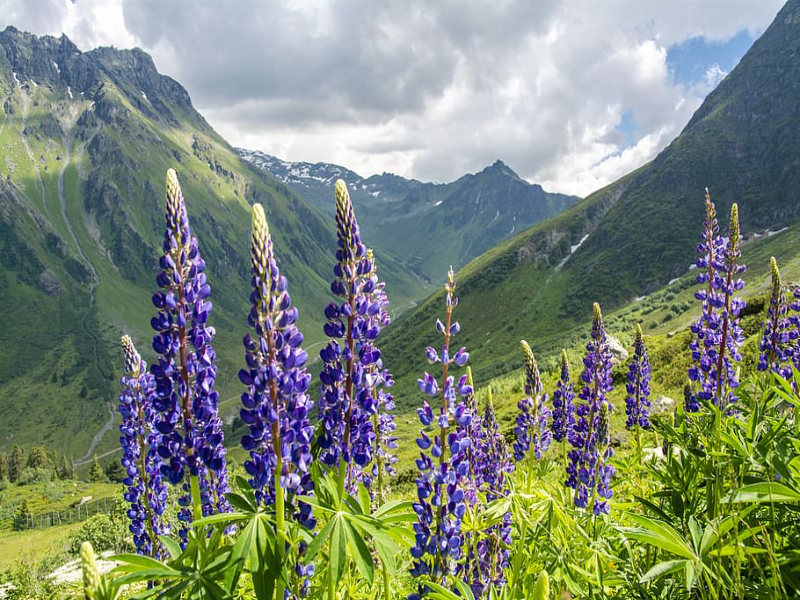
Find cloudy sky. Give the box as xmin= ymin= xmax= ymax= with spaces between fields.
xmin=1 ymin=0 xmax=786 ymax=196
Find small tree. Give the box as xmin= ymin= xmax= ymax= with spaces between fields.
xmin=8 ymin=444 xmax=24 ymax=483
xmin=88 ymin=454 xmax=106 ymax=483
xmin=60 ymin=455 xmax=75 ymax=480
xmin=105 ymin=459 xmax=126 ymax=483
xmin=0 ymin=451 xmax=8 ymax=481
xmin=26 ymin=445 xmax=50 ymax=470
xmin=16 ymin=499 xmax=31 ymax=530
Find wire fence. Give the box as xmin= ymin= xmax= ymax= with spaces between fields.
xmin=12 ymin=496 xmax=114 ymax=531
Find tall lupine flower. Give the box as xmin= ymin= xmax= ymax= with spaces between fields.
xmin=551 ymin=350 xmax=575 ymax=444
xmin=687 ymin=193 xmax=746 ymax=413
xmin=567 ymin=303 xmax=615 ymax=515
xmin=462 ymin=373 xmax=513 ymax=599
xmin=409 ymin=268 xmax=473 ymax=597
xmin=118 ymin=335 xmax=168 ymax=557
xmin=759 ymin=257 xmax=792 ymax=377
xmin=150 ymin=169 xmax=229 ymax=537
xmin=239 ymin=204 xmax=315 ymax=528
xmin=318 ymin=180 xmax=385 ymax=495
xmin=625 ymin=324 xmax=651 ymax=429
xmin=513 ymin=341 xmax=551 ymax=461
xmin=362 ymin=251 xmax=398 ymax=503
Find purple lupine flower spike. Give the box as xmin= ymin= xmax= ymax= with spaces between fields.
xmin=150 ymin=169 xmax=229 ymax=540
xmin=410 ymin=267 xmax=473 ymax=596
xmin=566 ymin=303 xmax=615 ymax=515
xmin=513 ymin=341 xmax=551 ymax=461
xmin=462 ymin=372 xmax=513 ymax=598
xmin=239 ymin=204 xmax=315 ymax=527
xmin=552 ymin=350 xmax=575 ymax=443
xmin=687 ymin=192 xmax=746 ymax=413
xmin=759 ymin=257 xmax=791 ymax=377
xmin=625 ymin=324 xmax=651 ymax=429
xmin=358 ymin=250 xmax=398 ymax=500
xmin=318 ymin=181 xmax=385 ymax=494
xmin=119 ymin=336 xmax=168 ymax=558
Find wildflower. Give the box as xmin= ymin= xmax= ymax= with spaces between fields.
xmin=410 ymin=268 xmax=473 ymax=594
xmin=551 ymin=350 xmax=575 ymax=443
xmin=149 ymin=169 xmax=229 ymax=538
xmin=462 ymin=373 xmax=513 ymax=598
xmin=513 ymin=341 xmax=551 ymax=461
xmin=362 ymin=252 xmax=397 ymax=501
xmin=567 ymin=303 xmax=615 ymax=515
xmin=119 ymin=335 xmax=168 ymax=557
xmin=239 ymin=204 xmax=315 ymax=528
xmin=687 ymin=192 xmax=746 ymax=412
xmin=760 ymin=257 xmax=791 ymax=377
xmin=625 ymin=324 xmax=651 ymax=429
xmin=318 ymin=181 xmax=387 ymax=494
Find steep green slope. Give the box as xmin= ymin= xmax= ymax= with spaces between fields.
xmin=240 ymin=149 xmax=579 ymax=282
xmin=380 ymin=0 xmax=800 ymax=405
xmin=0 ymin=28 xmax=346 ymax=460
xmin=387 ymin=221 xmax=800 ymax=474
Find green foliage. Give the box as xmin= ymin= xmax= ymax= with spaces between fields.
xmin=26 ymin=446 xmax=51 ymax=470
xmin=8 ymin=445 xmax=24 ymax=484
xmin=17 ymin=466 xmax=54 ymax=486
xmin=67 ymin=513 xmax=128 ymax=555
xmin=88 ymin=455 xmax=106 ymax=483
xmin=104 ymin=460 xmax=126 ymax=484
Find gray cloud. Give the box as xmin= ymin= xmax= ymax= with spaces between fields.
xmin=0 ymin=0 xmax=786 ymax=194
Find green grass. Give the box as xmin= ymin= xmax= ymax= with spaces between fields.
xmin=0 ymin=522 xmax=82 ymax=571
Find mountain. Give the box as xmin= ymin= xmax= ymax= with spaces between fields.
xmin=239 ymin=149 xmax=580 ymax=281
xmin=380 ymin=0 xmax=800 ymax=401
xmin=0 ymin=28 xmax=425 ymax=460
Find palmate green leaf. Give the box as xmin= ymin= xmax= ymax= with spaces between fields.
xmin=725 ymin=482 xmax=800 ymax=503
xmin=250 ymin=516 xmax=280 ymax=600
xmin=618 ymin=513 xmax=695 ymax=559
xmin=224 ymin=518 xmax=257 ymax=592
xmin=295 ymin=494 xmax=338 ymax=515
xmin=111 ymin=553 xmax=183 ymax=582
xmin=357 ymin=484 xmax=372 ymax=514
xmin=304 ymin=511 xmax=338 ymax=562
xmin=158 ymin=535 xmax=183 ymax=560
xmin=347 ymin=514 xmax=399 ymax=574
xmin=126 ymin=579 xmax=190 ymax=600
xmin=640 ymin=559 xmax=686 ymax=583
xmin=192 ymin=511 xmax=252 ymax=527
xmin=372 ymin=499 xmax=414 ymax=518
xmin=225 ymin=490 xmax=259 ymax=513
xmin=343 ymin=518 xmax=374 ymax=585
xmin=684 ymin=561 xmax=697 ymax=591
xmin=330 ymin=516 xmax=347 ymax=588
xmin=423 ymin=580 xmax=475 ymax=600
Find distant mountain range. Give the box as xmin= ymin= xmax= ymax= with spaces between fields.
xmin=380 ymin=0 xmax=800 ymax=399
xmin=238 ymin=149 xmax=580 ymax=281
